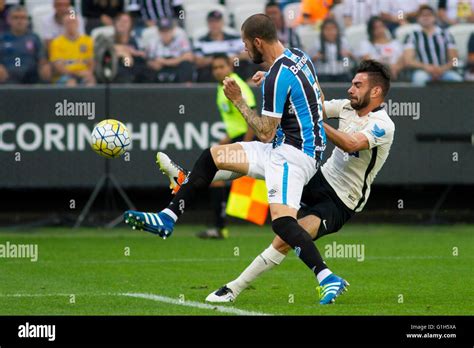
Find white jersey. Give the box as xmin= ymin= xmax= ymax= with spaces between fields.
xmin=321 ymin=99 xmax=395 ymax=212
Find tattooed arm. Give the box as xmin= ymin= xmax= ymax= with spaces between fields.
xmin=223 ymin=77 xmax=280 ymax=143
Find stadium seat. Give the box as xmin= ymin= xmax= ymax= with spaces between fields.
xmin=232 ymin=3 xmax=267 ymax=31
xmin=448 ymin=23 xmax=474 ymax=63
xmin=30 ymin=4 xmax=52 ymax=38
xmin=90 ymin=26 xmax=115 ymax=42
xmin=296 ymin=25 xmax=319 ymax=51
xmin=394 ymin=23 xmax=421 ymax=44
xmin=184 ymin=3 xmax=229 ymax=34
xmin=225 ymin=0 xmax=267 ymax=11
xmin=24 ymin=0 xmax=53 ymax=15
xmin=182 ymin=0 xmax=220 ymax=8
xmin=138 ymin=25 xmax=188 ymax=51
xmin=282 ymin=2 xmax=301 ymax=28
xmin=139 ymin=26 xmax=159 ymax=51
xmin=345 ymin=24 xmax=368 ymax=51
xmin=331 ymin=3 xmax=346 ymax=33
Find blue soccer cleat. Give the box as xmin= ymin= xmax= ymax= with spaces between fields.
xmin=317 ymin=274 xmax=349 ymax=305
xmin=124 ymin=210 xmax=175 ymax=239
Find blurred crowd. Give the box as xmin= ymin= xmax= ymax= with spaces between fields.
xmin=0 ymin=0 xmax=473 ymax=86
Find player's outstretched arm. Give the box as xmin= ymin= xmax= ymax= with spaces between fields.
xmin=323 ymin=123 xmax=369 ymax=153
xmin=223 ymin=77 xmax=279 ymax=143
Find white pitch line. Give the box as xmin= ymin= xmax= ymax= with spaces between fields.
xmin=0 ymin=292 xmax=271 ymax=316
xmin=120 ymin=292 xmax=270 ymax=316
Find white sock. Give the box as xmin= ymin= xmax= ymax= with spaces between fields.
xmin=213 ymin=170 xmax=244 ymax=182
xmin=162 ymin=208 xmax=177 ymax=222
xmin=316 ymin=268 xmax=333 ymax=284
xmin=227 ymin=244 xmax=286 ymax=296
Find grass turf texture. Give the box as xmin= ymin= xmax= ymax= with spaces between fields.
xmin=0 ymin=224 xmax=472 ymax=316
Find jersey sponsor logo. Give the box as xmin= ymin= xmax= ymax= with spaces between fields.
xmin=289 ymin=54 xmax=308 ymax=75
xmin=371 ymin=124 xmax=386 ymax=137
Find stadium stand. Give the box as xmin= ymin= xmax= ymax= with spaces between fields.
xmin=1 ymin=0 xmax=474 ymax=84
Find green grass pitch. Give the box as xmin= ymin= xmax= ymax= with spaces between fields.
xmin=0 ymin=224 xmax=472 ymax=316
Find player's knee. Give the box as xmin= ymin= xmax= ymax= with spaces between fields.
xmin=272 ymin=216 xmax=309 ymax=247
xmin=210 ymin=146 xmax=225 ymax=168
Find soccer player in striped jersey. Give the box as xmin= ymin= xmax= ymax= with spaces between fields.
xmin=124 ymin=14 xmax=349 ymax=303
xmin=157 ymin=60 xmax=395 ymax=304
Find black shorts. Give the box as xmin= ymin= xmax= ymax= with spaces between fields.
xmin=299 ymin=170 xmax=355 ymax=240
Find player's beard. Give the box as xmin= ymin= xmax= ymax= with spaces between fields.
xmin=249 ymin=43 xmax=264 ymax=64
xmin=350 ymin=92 xmax=371 ymax=110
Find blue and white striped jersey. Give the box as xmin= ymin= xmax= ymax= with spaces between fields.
xmin=262 ymin=48 xmax=326 ymax=160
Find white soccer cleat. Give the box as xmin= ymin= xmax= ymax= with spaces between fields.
xmin=205 ymin=285 xmax=236 ymax=303
xmin=156 ymin=152 xmax=189 ymax=195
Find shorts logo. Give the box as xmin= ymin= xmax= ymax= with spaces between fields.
xmin=294 ymin=246 xmax=301 ymax=257
xmin=322 ymin=219 xmax=328 ymax=231
xmin=268 ymin=188 xmax=277 ymax=198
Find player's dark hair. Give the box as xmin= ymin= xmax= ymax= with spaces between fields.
xmin=356 ymin=59 xmax=391 ymax=97
xmin=241 ymin=14 xmax=278 ymax=42
xmin=212 ymin=53 xmax=231 ymax=65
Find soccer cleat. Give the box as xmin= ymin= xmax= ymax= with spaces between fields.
xmin=156 ymin=152 xmax=189 ymax=195
xmin=124 ymin=210 xmax=174 ymax=239
xmin=205 ymin=285 xmax=236 ymax=303
xmin=196 ymin=228 xmax=229 ymax=240
xmin=317 ymin=274 xmax=349 ymax=305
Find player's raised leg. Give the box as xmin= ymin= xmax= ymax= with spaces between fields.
xmin=124 ymin=143 xmax=249 ymax=238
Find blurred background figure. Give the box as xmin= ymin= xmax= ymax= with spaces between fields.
xmin=438 ymin=0 xmax=474 ymax=26
xmin=82 ymin=0 xmax=125 ymax=34
xmin=343 ymin=0 xmax=381 ymax=28
xmin=357 ymin=16 xmax=404 ymax=80
xmin=298 ymin=0 xmax=334 ymax=26
xmin=146 ymin=17 xmax=193 ymax=83
xmin=111 ymin=12 xmax=147 ymax=83
xmin=197 ymin=54 xmax=256 ymax=240
xmin=40 ymin=0 xmax=86 ymax=52
xmin=380 ymin=0 xmax=428 ymax=32
xmin=49 ymin=14 xmax=95 ymax=86
xmin=193 ymin=10 xmax=250 ymax=82
xmin=465 ymin=32 xmax=474 ymax=80
xmin=138 ymin=0 xmax=184 ymax=28
xmin=0 ymin=0 xmax=12 ymax=32
xmin=309 ymin=18 xmax=353 ymax=82
xmin=265 ymin=1 xmax=301 ymax=48
xmin=403 ymin=5 xmax=463 ymax=86
xmin=0 ymin=6 xmax=51 ymax=84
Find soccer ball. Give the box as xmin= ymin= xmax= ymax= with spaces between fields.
xmin=90 ymin=119 xmax=131 ymax=159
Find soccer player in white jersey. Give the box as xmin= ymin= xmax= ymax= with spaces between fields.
xmin=124 ymin=14 xmax=350 ymax=304
xmin=157 ymin=60 xmax=395 ymax=304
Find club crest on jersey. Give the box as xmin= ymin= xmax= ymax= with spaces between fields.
xmin=371 ymin=124 xmax=386 ymax=137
